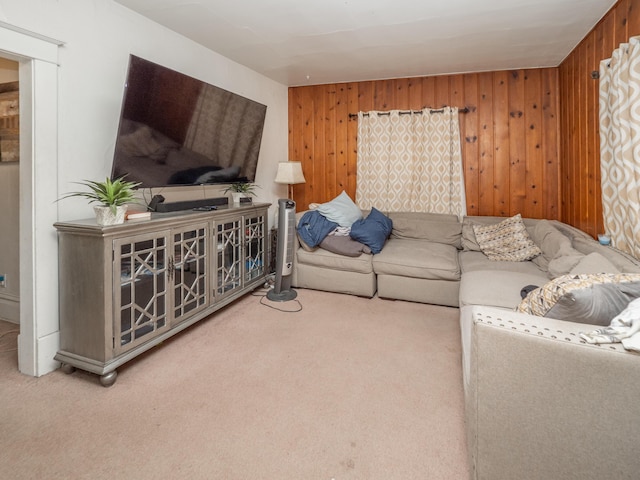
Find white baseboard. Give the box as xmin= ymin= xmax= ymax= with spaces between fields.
xmin=37 ymin=330 xmax=61 ymax=376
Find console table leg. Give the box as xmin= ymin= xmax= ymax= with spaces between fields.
xmin=99 ymin=370 xmax=118 ymax=387
xmin=60 ymin=363 xmax=76 ymax=375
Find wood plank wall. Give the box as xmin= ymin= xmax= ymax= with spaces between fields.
xmin=288 ymin=70 xmax=560 ymax=219
xmin=559 ymin=0 xmax=640 ymax=238
xmin=288 ymin=0 xmax=640 ymax=237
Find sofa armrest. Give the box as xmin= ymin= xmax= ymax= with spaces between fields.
xmin=464 ymin=306 xmax=640 ymax=480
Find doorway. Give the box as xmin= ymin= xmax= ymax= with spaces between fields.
xmin=0 ymin=22 xmax=63 ymax=376
xmin=0 ymin=57 xmax=20 ymax=328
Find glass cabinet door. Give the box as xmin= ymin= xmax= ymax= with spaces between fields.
xmin=172 ymin=223 xmax=208 ymax=324
xmin=214 ymin=219 xmax=242 ymax=299
xmin=245 ymin=213 xmax=266 ymax=283
xmin=113 ymin=231 xmax=171 ymax=354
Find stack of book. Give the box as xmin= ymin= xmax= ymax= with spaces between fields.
xmin=125 ymin=210 xmax=151 ymax=221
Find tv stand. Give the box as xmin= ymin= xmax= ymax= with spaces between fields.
xmin=54 ymin=203 xmax=269 ymax=386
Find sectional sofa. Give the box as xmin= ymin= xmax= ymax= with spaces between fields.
xmin=292 ymin=210 xmax=640 ymax=480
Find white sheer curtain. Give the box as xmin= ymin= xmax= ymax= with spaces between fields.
xmin=599 ymin=36 xmax=640 ymax=258
xmin=356 ymin=107 xmax=466 ymax=216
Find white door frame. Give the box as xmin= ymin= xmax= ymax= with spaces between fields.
xmin=0 ymin=21 xmax=63 ymax=376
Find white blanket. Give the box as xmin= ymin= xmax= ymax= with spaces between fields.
xmin=579 ymin=297 xmax=640 ymax=352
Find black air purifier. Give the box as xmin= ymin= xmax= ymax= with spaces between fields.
xmin=267 ymin=199 xmax=297 ymax=302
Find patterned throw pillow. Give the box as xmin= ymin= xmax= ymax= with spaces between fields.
xmin=517 ymin=273 xmax=640 ymax=325
xmin=472 ymin=214 xmax=542 ymax=262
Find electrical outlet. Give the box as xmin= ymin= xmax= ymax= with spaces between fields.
xmin=0 ymin=274 xmax=5 ymax=288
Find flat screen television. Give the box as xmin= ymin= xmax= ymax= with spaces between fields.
xmin=110 ymin=55 xmax=267 ymax=189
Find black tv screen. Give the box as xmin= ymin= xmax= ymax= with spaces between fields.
xmin=110 ymin=55 xmax=267 ymax=189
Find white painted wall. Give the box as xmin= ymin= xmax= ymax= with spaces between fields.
xmin=1 ymin=0 xmax=289 ymax=220
xmin=0 ymin=0 xmax=289 ymax=376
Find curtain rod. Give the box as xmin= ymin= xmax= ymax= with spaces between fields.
xmin=348 ymin=107 xmax=469 ymax=118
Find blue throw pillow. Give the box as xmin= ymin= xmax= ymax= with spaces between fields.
xmin=349 ymin=207 xmax=393 ymax=254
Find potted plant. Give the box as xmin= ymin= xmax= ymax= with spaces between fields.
xmin=223 ymin=181 xmax=259 ymax=204
xmin=59 ymin=176 xmax=141 ymax=226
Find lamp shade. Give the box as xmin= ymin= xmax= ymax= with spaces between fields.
xmin=274 ymin=161 xmax=306 ymax=185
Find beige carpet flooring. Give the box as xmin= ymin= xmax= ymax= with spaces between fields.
xmin=0 ymin=289 xmax=469 ymax=480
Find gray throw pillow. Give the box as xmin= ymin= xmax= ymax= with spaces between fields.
xmin=517 ymin=273 xmax=640 ymax=326
xmin=319 ymin=235 xmax=371 ymax=257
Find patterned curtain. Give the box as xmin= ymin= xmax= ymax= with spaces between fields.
xmin=599 ymin=37 xmax=640 ymax=258
xmin=356 ymin=107 xmax=466 ymax=216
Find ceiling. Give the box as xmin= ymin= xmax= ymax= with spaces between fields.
xmin=114 ymin=0 xmax=617 ymax=86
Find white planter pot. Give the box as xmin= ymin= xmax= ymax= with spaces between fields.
xmin=231 ymin=192 xmax=246 ymax=204
xmin=94 ymin=205 xmax=127 ymax=226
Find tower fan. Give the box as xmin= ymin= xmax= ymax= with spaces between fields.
xmin=267 ymin=199 xmax=298 ymax=302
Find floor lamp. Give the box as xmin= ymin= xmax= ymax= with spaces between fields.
xmin=274 ymin=161 xmax=306 ymax=199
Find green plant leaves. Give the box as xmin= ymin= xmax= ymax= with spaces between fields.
xmin=222 ymin=181 xmax=259 ymax=196
xmin=58 ymin=177 xmax=141 ymax=213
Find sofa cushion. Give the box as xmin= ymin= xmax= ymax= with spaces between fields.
xmin=569 ymin=252 xmax=620 ymax=275
xmin=516 ymin=273 xmax=640 ymax=325
xmin=530 ymin=220 xmax=568 ymax=270
xmin=472 ymin=214 xmax=542 ymax=262
xmin=296 ymin=246 xmax=373 ymax=274
xmin=316 ymin=190 xmax=362 ymax=227
xmin=549 ymin=220 xmax=640 ymax=272
xmin=459 ymin=251 xmax=547 ymax=275
xmin=570 ymin=235 xmax=640 ymax=273
xmin=547 ymin=244 xmax=585 ymax=278
xmin=388 ymin=211 xmax=462 ymax=248
xmin=319 ymin=235 xmax=371 ymax=257
xmin=372 ymin=238 xmax=460 ymax=281
xmin=350 ymin=207 xmax=393 ymax=254
xmin=529 ymin=220 xmax=585 ymax=275
xmin=459 ymin=270 xmax=550 ymax=309
xmin=530 ymin=220 xmax=569 ymax=255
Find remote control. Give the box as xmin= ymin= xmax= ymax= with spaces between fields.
xmin=193 ymin=205 xmax=217 ymax=211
